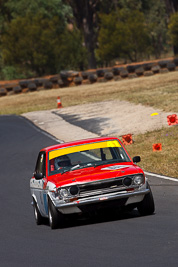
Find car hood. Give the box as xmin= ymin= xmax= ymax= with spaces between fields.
xmin=48 ymin=163 xmax=144 ymax=188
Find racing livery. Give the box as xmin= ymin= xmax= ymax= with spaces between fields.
xmin=30 ymin=137 xmax=155 ymax=229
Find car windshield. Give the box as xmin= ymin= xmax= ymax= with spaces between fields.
xmin=48 ymin=140 xmax=131 ymax=175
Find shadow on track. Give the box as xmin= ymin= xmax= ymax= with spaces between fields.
xmin=37 ymin=208 xmax=154 ymax=230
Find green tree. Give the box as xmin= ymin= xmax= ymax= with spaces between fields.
xmin=118 ymin=0 xmax=142 ymax=10
xmin=97 ymin=9 xmax=150 ymax=64
xmin=144 ymin=0 xmax=168 ymax=58
xmin=117 ymin=0 xmax=168 ymax=59
xmin=0 ymin=0 xmax=12 ymax=33
xmin=57 ymin=27 xmax=88 ymax=71
xmin=5 ymin=0 xmax=71 ymax=20
xmin=63 ymin=0 xmax=127 ymax=68
xmin=0 ymin=0 xmax=75 ymax=77
xmin=63 ymin=0 xmax=100 ymax=69
xmin=1 ymin=14 xmax=86 ymax=76
xmin=165 ymin=0 xmax=178 ymax=54
xmin=0 ymin=0 xmax=71 ymax=35
xmin=168 ymin=12 xmax=178 ymax=55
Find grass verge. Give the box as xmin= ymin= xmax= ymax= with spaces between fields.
xmin=0 ymin=71 xmax=177 ymax=178
xmin=124 ymin=125 xmax=178 ymax=178
xmin=0 ymin=71 xmax=178 ymax=115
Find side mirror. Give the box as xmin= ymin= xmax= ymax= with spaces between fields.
xmin=34 ymin=172 xmax=44 ymax=180
xmin=133 ymin=156 xmax=141 ymax=163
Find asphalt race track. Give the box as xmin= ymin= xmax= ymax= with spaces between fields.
xmin=1 ymin=115 xmax=178 ymax=267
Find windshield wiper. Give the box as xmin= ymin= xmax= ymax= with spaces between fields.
xmin=61 ymin=163 xmax=93 ymax=174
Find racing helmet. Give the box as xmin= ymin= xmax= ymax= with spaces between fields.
xmin=55 ymin=155 xmax=71 ymax=169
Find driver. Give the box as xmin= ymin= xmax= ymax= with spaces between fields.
xmin=54 ymin=155 xmax=71 ymax=170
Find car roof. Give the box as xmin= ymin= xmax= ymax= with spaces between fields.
xmin=41 ymin=137 xmax=121 ymax=152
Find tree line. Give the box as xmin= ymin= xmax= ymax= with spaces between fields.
xmin=0 ymin=0 xmax=178 ymax=79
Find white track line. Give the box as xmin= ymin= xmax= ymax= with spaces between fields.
xmin=20 ymin=116 xmax=64 ymax=143
xmin=145 ymin=171 xmax=178 ymax=182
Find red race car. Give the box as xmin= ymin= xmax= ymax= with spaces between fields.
xmin=30 ymin=137 xmax=155 ymax=229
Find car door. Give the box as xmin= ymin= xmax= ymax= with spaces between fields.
xmin=33 ymin=151 xmax=48 ymax=217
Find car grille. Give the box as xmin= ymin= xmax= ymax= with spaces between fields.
xmin=78 ymin=176 xmax=134 ymax=198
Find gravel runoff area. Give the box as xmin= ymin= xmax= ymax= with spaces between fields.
xmin=22 ymin=100 xmax=177 ymax=143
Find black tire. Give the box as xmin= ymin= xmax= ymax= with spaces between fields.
xmin=142 ymin=62 xmax=154 ymax=71
xmin=44 ymin=81 xmax=53 ymax=89
xmin=151 ymin=65 xmax=160 ymax=74
xmin=126 ymin=65 xmax=136 ymax=73
xmin=88 ymin=73 xmax=98 ymax=83
xmin=50 ymin=76 xmax=60 ymax=84
xmin=33 ymin=199 xmax=44 ymax=225
xmin=96 ymin=69 xmax=106 ymax=77
xmin=81 ymin=71 xmax=89 ymax=80
xmin=137 ymin=183 xmax=155 ymax=216
xmin=135 ymin=67 xmax=144 ymax=76
xmin=120 ymin=69 xmax=128 ymax=78
xmin=13 ymin=86 xmax=22 ymax=94
xmin=48 ymin=199 xmax=64 ymax=229
xmin=36 ymin=78 xmax=48 ymax=87
xmin=104 ymin=72 xmax=114 ymax=80
xmin=19 ymin=80 xmax=29 ymax=89
xmin=74 ymin=76 xmax=83 ymax=85
xmin=0 ymin=88 xmax=7 ymax=96
xmin=167 ymin=62 xmax=176 ymax=71
xmin=158 ymin=59 xmax=171 ymax=68
xmin=28 ymin=82 xmax=37 ymax=92
xmin=173 ymin=58 xmax=178 ymax=66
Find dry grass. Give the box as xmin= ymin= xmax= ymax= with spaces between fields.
xmin=0 ymin=71 xmax=178 ymax=115
xmin=0 ymin=71 xmax=178 ymax=178
xmin=124 ymin=126 xmax=178 ymax=178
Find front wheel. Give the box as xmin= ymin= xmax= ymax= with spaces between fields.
xmin=48 ymin=199 xmax=65 ymax=229
xmin=137 ymin=183 xmax=155 ymax=216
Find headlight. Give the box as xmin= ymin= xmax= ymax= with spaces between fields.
xmin=60 ymin=188 xmax=69 ymax=198
xmin=123 ymin=177 xmax=132 ymax=186
xmin=59 ymin=186 xmax=79 ymax=199
xmin=69 ymin=185 xmax=79 ymax=196
xmin=133 ymin=174 xmax=144 ymax=186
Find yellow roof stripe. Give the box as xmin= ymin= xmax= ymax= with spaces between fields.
xmin=49 ymin=140 xmax=121 ymax=160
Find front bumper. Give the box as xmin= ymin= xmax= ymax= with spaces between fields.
xmin=50 ymin=188 xmax=150 ymax=214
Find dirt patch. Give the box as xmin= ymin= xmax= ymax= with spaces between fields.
xmin=55 ymin=100 xmax=176 ymax=137
xmin=23 ymin=100 xmax=177 ymax=142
